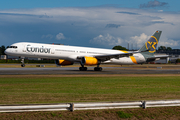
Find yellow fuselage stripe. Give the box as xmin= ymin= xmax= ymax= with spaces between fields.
xmin=120 ymin=50 xmax=129 ymax=53
xmin=130 ymin=56 xmax=137 ymax=64
xmin=120 ymin=50 xmax=138 ymax=64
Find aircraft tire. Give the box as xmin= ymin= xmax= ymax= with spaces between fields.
xmin=21 ymin=64 xmax=25 ymax=67
xmin=79 ymin=67 xmax=87 ymax=71
xmin=94 ymin=67 xmax=102 ymax=71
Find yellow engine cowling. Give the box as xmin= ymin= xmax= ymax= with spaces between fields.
xmin=55 ymin=59 xmax=73 ymax=66
xmin=81 ymin=56 xmax=99 ymax=66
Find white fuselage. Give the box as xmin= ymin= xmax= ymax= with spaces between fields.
xmin=5 ymin=42 xmax=146 ymax=65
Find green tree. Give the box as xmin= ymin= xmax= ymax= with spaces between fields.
xmin=167 ymin=47 xmax=172 ymax=51
xmin=0 ymin=47 xmax=1 ymax=55
xmin=158 ymin=46 xmax=172 ymax=51
xmin=0 ymin=45 xmax=6 ymax=55
xmin=112 ymin=45 xmax=128 ymax=50
xmin=158 ymin=46 xmax=166 ymax=50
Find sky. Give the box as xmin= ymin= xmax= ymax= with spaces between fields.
xmin=1 ymin=0 xmax=180 ymax=49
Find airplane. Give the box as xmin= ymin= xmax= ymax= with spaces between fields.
xmin=5 ymin=30 xmax=165 ymax=71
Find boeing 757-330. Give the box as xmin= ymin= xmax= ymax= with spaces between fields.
xmin=5 ymin=30 xmax=167 ymax=71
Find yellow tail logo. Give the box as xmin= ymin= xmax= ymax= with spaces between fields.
xmin=145 ymin=36 xmax=158 ymax=53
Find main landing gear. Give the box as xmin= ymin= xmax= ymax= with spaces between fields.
xmin=79 ymin=65 xmax=87 ymax=71
xmin=94 ymin=67 xmax=102 ymax=71
xmin=94 ymin=64 xmax=102 ymax=71
xmin=21 ymin=58 xmax=25 ymax=67
xmin=79 ymin=64 xmax=102 ymax=71
xmin=79 ymin=66 xmax=87 ymax=71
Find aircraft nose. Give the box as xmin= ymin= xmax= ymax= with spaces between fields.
xmin=4 ymin=49 xmax=9 ymax=55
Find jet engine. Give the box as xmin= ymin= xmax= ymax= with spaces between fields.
xmin=81 ymin=56 xmax=100 ymax=66
xmin=55 ymin=59 xmax=73 ymax=66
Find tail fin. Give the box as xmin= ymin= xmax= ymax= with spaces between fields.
xmin=139 ymin=30 xmax=162 ymax=54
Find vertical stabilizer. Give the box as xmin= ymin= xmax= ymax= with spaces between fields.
xmin=139 ymin=30 xmax=162 ymax=54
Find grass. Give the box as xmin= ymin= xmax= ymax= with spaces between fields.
xmin=116 ymin=111 xmax=132 ymax=118
xmin=0 ymin=107 xmax=180 ymax=120
xmin=0 ymin=76 xmax=180 ymax=104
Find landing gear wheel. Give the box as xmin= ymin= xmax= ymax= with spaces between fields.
xmin=21 ymin=58 xmax=25 ymax=67
xmin=94 ymin=67 xmax=102 ymax=71
xmin=21 ymin=64 xmax=25 ymax=67
xmin=79 ymin=67 xmax=87 ymax=71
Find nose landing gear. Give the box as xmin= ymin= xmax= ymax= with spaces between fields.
xmin=21 ymin=58 xmax=25 ymax=67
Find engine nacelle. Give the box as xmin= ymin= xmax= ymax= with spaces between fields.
xmin=81 ymin=56 xmax=100 ymax=66
xmin=55 ymin=59 xmax=73 ymax=66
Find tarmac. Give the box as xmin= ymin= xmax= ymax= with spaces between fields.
xmin=0 ymin=66 xmax=180 ymax=75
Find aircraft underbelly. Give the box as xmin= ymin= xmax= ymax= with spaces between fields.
xmin=110 ymin=58 xmax=135 ymax=65
xmin=104 ymin=54 xmax=146 ymax=65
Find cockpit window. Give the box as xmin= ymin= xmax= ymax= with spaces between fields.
xmin=9 ymin=46 xmax=17 ymax=48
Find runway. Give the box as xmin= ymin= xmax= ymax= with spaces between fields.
xmin=0 ymin=66 xmax=180 ymax=75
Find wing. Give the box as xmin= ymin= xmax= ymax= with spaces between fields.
xmin=93 ymin=52 xmax=134 ymax=61
xmin=77 ymin=51 xmax=140 ymax=61
xmin=93 ymin=47 xmax=153 ymax=61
